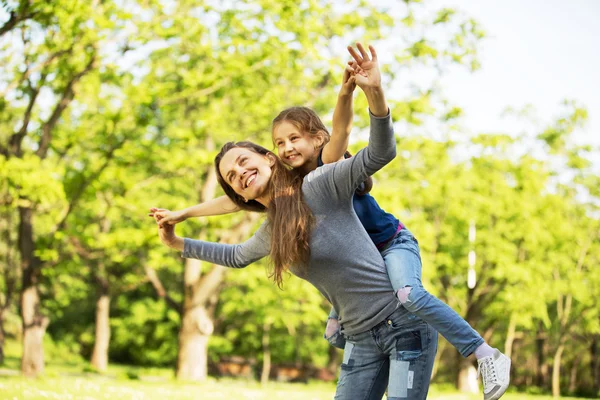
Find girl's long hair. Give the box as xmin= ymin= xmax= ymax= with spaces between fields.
xmin=272 ymin=106 xmax=373 ymax=195
xmin=215 ymin=141 xmax=315 ymax=288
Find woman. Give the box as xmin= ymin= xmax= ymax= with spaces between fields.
xmin=154 ymin=43 xmax=438 ymax=399
xmin=152 ymin=46 xmax=510 ymax=400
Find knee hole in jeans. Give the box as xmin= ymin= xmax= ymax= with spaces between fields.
xmin=397 ymin=286 xmax=413 ymax=304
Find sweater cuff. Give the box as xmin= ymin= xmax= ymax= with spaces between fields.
xmin=368 ymin=108 xmax=391 ymax=120
xmin=181 ymin=237 xmax=191 ymax=258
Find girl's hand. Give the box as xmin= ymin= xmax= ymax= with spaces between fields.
xmin=153 ymin=213 xmax=183 ymax=250
xmin=347 ymin=43 xmax=381 ymax=90
xmin=339 ymin=62 xmax=357 ymax=97
xmin=149 ymin=207 xmax=186 ymax=227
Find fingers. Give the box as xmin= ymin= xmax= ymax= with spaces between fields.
xmin=347 ymin=45 xmax=362 ymax=64
xmin=368 ymin=45 xmax=378 ymax=62
xmin=356 ymin=42 xmax=370 ymax=61
xmin=149 ymin=207 xmax=167 ymax=217
xmin=347 ymin=43 xmax=373 ymax=67
xmin=343 ymin=65 xmax=352 ymax=82
xmin=347 ymin=60 xmax=366 ymax=78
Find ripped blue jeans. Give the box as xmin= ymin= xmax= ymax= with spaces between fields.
xmin=334 ymin=307 xmax=437 ymax=400
xmin=380 ymin=229 xmax=484 ymax=358
xmin=326 ymin=229 xmax=483 ymax=358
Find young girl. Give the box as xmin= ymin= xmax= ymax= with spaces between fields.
xmin=151 ymin=43 xmax=509 ymax=400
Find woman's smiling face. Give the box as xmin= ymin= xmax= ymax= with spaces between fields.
xmin=218 ymin=147 xmax=274 ymax=202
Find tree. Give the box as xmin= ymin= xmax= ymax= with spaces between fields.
xmin=0 ymin=0 xmax=156 ymax=376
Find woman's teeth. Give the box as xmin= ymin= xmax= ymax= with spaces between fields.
xmin=246 ymin=174 xmax=256 ymax=188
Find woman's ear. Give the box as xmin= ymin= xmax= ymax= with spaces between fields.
xmin=266 ymin=153 xmax=276 ymax=166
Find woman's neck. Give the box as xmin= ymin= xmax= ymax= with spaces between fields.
xmin=256 ymin=194 xmax=271 ymax=208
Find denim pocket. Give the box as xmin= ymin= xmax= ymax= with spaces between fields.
xmin=395 ymin=329 xmax=423 ymax=361
xmin=325 ymin=330 xmax=346 ymax=349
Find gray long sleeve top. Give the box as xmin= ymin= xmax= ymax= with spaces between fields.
xmin=183 ymin=111 xmax=398 ymax=335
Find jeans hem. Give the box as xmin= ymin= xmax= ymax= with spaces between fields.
xmin=460 ymin=337 xmax=485 ymax=358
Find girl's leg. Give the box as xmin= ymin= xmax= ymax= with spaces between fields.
xmin=381 ymin=229 xmax=510 ymax=399
xmin=380 ymin=229 xmax=483 ymax=358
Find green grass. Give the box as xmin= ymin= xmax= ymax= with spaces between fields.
xmin=0 ymin=340 xmax=594 ymax=399
xmin=0 ymin=372 xmax=593 ymax=400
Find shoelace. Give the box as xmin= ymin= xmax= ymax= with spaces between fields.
xmin=477 ymin=357 xmax=498 ymax=388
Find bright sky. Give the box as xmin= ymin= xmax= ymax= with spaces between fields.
xmin=435 ymin=0 xmax=600 ymax=149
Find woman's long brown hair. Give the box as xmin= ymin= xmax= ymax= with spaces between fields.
xmin=215 ymin=141 xmax=315 ymax=288
xmin=272 ymin=106 xmax=373 ymax=195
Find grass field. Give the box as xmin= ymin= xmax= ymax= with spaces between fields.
xmin=0 ymin=367 xmax=594 ymax=400
xmin=0 ymin=373 xmax=593 ymax=400
xmin=0 ymin=341 xmax=594 ymax=400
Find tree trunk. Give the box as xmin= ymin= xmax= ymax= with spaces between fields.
xmin=0 ymin=309 xmax=5 ymax=365
xmin=19 ymin=206 xmax=48 ymax=377
xmin=90 ymin=277 xmax=110 ymax=372
xmin=176 ymin=295 xmax=213 ymax=381
xmin=176 ymin=258 xmax=214 ymax=381
xmin=592 ymin=336 xmax=599 ymax=394
xmin=568 ymin=355 xmax=581 ymax=394
xmin=536 ymin=325 xmax=548 ymax=388
xmin=457 ymin=355 xmax=479 ymax=394
xmin=552 ymin=342 xmax=564 ymax=398
xmin=261 ymin=320 xmax=272 ymax=385
xmin=458 ymin=286 xmax=481 ymax=393
xmin=504 ymin=313 xmax=516 ymax=359
xmin=431 ymin=337 xmax=446 ymax=380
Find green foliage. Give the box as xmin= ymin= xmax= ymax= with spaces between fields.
xmin=110 ymin=296 xmax=179 ymax=366
xmin=1 ymin=1 xmax=599 ymax=396
xmin=213 ymin=260 xmax=330 ymax=367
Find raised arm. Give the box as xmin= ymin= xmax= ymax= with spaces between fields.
xmin=150 ymin=195 xmax=240 ymax=227
xmin=308 ymin=43 xmax=395 ymax=199
xmin=347 ymin=43 xmax=388 ymax=117
xmin=320 ymin=64 xmax=356 ymax=164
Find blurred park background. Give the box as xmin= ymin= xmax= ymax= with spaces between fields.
xmin=1 ymin=0 xmax=599 ymax=398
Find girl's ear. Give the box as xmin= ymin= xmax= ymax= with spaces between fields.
xmin=313 ymin=131 xmax=326 ymax=149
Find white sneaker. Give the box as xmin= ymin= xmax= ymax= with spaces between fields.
xmin=477 ymin=349 xmax=511 ymax=400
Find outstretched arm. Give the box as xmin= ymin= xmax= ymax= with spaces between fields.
xmin=321 ymin=64 xmax=356 ymax=164
xmin=150 ymin=195 xmax=240 ymax=227
xmin=154 ymin=213 xmax=269 ymax=269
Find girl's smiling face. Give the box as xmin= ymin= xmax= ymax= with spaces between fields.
xmin=272 ymin=121 xmax=323 ymax=172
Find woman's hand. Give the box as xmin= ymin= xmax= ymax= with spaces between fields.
xmin=347 ymin=43 xmax=381 ymax=90
xmin=152 ymin=211 xmax=184 ymax=250
xmin=149 ymin=207 xmax=186 ymax=227
xmin=347 ymin=42 xmax=387 ymax=117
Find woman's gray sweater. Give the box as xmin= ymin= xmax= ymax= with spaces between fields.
xmin=182 ymin=111 xmax=398 ymax=335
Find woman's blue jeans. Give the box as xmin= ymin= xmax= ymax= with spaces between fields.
xmin=334 ymin=307 xmax=437 ymax=400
